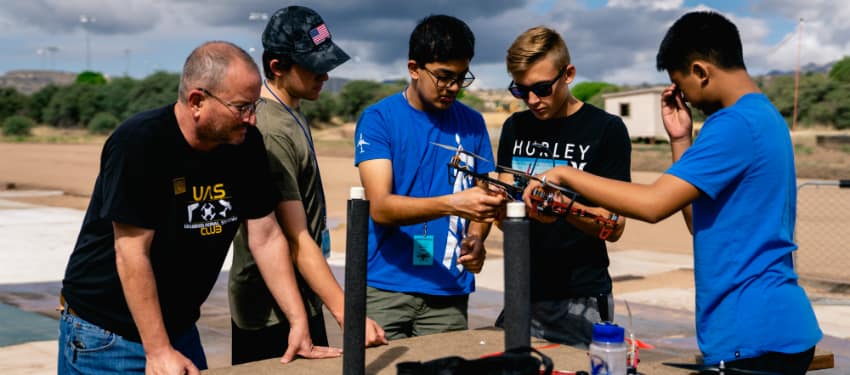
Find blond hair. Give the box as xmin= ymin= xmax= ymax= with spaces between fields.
xmin=506 ymin=26 xmax=570 ymax=75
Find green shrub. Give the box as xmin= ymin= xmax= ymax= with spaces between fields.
xmin=2 ymin=115 xmax=35 ymax=136
xmin=88 ymin=112 xmax=120 ymax=134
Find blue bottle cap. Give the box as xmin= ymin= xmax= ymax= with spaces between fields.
xmin=592 ymin=322 xmax=625 ymax=343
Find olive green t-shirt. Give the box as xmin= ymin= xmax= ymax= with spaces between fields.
xmin=229 ymin=99 xmax=327 ymax=329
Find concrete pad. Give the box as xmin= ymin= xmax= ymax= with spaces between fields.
xmin=617 ymin=287 xmax=697 ymax=313
xmin=0 ymin=190 xmax=63 ymax=198
xmin=813 ymin=305 xmax=850 ymax=339
xmin=0 ymin=199 xmax=235 ymax=285
xmin=609 ymin=249 xmax=693 ymax=278
xmin=0 ymin=202 xmax=83 ymax=284
xmin=0 ymin=340 xmax=56 ymax=375
xmin=0 ymin=199 xmax=37 ymax=209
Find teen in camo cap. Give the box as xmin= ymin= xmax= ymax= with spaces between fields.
xmin=261 ymin=5 xmax=349 ymax=74
xmin=229 ymin=5 xmax=387 ymax=366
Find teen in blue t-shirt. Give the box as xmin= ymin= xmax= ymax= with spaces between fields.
xmin=521 ymin=11 xmax=821 ymax=374
xmin=354 ymin=15 xmax=506 ymax=340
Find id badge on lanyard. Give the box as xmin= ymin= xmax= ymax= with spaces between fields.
xmin=413 ymin=222 xmax=434 ymax=266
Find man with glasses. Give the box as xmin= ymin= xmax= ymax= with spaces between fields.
xmin=495 ymin=26 xmax=630 ymax=348
xmin=354 ymin=14 xmax=506 ymax=340
xmin=58 ymin=41 xmax=336 ymax=375
xmin=229 ymin=6 xmax=387 ymax=365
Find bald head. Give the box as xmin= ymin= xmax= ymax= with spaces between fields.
xmin=178 ymin=41 xmax=259 ymax=103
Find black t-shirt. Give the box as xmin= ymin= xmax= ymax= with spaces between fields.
xmin=61 ymin=104 xmax=280 ymax=342
xmin=497 ymin=104 xmax=631 ymax=300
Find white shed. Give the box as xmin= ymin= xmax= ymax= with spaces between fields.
xmin=602 ymin=87 xmax=668 ymax=142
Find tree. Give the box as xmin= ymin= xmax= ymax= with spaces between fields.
xmin=88 ymin=112 xmax=120 ymax=134
xmin=458 ymin=91 xmax=486 ymax=111
xmin=760 ymin=75 xmax=796 ymax=121
xmin=2 ymin=115 xmax=35 ymax=136
xmin=586 ymin=85 xmax=620 ymax=109
xmin=572 ymin=81 xmax=617 ymax=102
xmin=828 ymin=85 xmax=850 ymax=129
xmin=42 ymin=83 xmax=105 ymax=127
xmin=338 ymin=80 xmax=384 ymax=121
xmin=27 ymin=85 xmax=60 ymax=123
xmin=76 ymin=71 xmax=108 ymax=85
xmin=302 ymin=91 xmax=339 ymax=125
xmin=99 ymin=77 xmax=137 ymax=121
xmin=0 ymin=87 xmax=29 ymax=123
xmin=828 ymin=56 xmax=850 ymax=83
xmin=123 ymin=71 xmax=179 ymax=118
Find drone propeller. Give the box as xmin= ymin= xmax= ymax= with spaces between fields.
xmin=430 ymin=142 xmax=490 ymax=162
xmin=496 ymin=165 xmax=539 ymax=179
xmin=663 ymin=362 xmax=781 ymax=375
xmin=496 ymin=165 xmax=576 ymax=195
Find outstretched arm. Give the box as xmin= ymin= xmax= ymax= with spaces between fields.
xmin=245 ymin=212 xmax=342 ymax=363
xmin=358 ymin=159 xmax=506 ymax=226
xmin=275 ymin=200 xmax=387 ymax=347
xmin=523 ymin=167 xmax=700 ymax=226
xmin=499 ymin=172 xmax=625 ymax=241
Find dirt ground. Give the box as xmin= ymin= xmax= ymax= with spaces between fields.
xmin=1 ymin=119 xmax=848 ymax=287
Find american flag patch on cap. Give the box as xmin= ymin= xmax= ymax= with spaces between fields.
xmin=310 ymin=24 xmax=330 ymax=45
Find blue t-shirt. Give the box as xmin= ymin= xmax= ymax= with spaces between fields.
xmin=354 ymin=93 xmax=494 ymax=295
xmin=667 ymin=93 xmax=821 ymax=363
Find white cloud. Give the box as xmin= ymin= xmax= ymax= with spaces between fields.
xmin=0 ymin=1 xmax=847 ymax=88
xmin=607 ymin=0 xmax=683 ymax=11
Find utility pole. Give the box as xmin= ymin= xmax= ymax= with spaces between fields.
xmin=792 ymin=18 xmax=804 ymax=131
xmin=80 ymin=14 xmax=96 ymax=71
xmin=124 ymin=48 xmax=131 ymax=76
xmin=248 ymin=12 xmax=269 ymax=65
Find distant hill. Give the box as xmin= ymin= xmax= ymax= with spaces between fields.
xmin=764 ymin=61 xmax=835 ymax=76
xmin=0 ymin=70 xmax=76 ymax=95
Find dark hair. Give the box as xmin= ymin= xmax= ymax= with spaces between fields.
xmin=409 ymin=14 xmax=475 ymax=67
xmin=261 ymin=51 xmax=294 ymax=80
xmin=656 ymin=11 xmax=746 ymax=74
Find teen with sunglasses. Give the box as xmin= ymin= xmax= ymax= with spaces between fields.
xmin=495 ymin=26 xmax=630 ymax=348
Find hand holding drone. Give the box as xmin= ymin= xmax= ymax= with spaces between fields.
xmin=433 ymin=142 xmax=621 ymax=240
xmin=523 ymin=180 xmax=621 ymax=240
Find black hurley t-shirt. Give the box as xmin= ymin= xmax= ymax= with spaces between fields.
xmin=61 ymin=104 xmax=279 ymax=342
xmin=497 ymin=104 xmax=631 ymax=300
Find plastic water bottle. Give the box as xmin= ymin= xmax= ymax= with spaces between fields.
xmin=589 ymin=322 xmax=627 ymax=375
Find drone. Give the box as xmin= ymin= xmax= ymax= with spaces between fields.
xmin=431 ymin=142 xmax=521 ymax=199
xmin=432 ymin=142 xmax=576 ymax=200
xmin=432 ymin=142 xmax=621 ymax=240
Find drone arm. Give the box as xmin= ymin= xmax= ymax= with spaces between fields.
xmin=536 ymin=166 xmax=699 ymax=225
xmin=562 ymin=202 xmax=626 ymax=242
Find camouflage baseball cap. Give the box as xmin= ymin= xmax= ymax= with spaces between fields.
xmin=262 ymin=6 xmax=350 ymax=74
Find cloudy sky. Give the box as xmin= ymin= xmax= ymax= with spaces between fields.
xmin=1 ymin=0 xmax=847 ymax=89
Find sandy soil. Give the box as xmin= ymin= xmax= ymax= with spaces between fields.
xmin=1 ymin=122 xmax=847 ymax=285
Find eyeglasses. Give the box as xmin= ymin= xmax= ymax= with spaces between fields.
xmin=198 ymin=87 xmax=260 ymax=120
xmin=508 ymin=66 xmax=567 ymax=99
xmin=422 ymin=67 xmax=475 ymax=89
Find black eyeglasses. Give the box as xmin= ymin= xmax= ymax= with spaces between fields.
xmin=508 ymin=66 xmax=567 ymax=99
xmin=198 ymin=88 xmax=260 ymax=120
xmin=422 ymin=67 xmax=475 ymax=89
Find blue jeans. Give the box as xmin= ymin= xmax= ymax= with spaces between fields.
xmin=57 ymin=310 xmax=207 ymax=374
